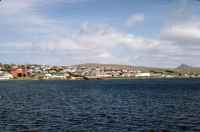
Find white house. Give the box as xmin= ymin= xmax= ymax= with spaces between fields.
xmin=135 ymin=72 xmax=151 ymax=77
xmin=0 ymin=72 xmax=13 ymax=80
xmin=45 ymin=73 xmax=70 ymax=79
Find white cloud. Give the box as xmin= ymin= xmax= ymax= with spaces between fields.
xmin=0 ymin=0 xmax=164 ymax=66
xmin=126 ymin=14 xmax=144 ymax=26
xmin=0 ymin=20 xmax=165 ymax=65
xmin=0 ymin=0 xmax=34 ymax=16
xmin=158 ymin=15 xmax=200 ymax=67
xmin=30 ymin=23 xmax=161 ymax=54
xmin=98 ymin=52 xmax=112 ymax=58
xmin=76 ymin=23 xmax=160 ymax=50
xmin=162 ymin=20 xmax=200 ymax=43
xmin=1 ymin=0 xmax=200 ymax=67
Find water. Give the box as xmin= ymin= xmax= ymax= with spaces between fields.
xmin=0 ymin=79 xmax=200 ymax=132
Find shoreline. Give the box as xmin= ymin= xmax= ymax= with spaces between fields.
xmin=1 ymin=77 xmax=200 ymax=81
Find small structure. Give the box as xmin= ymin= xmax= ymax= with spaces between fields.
xmin=135 ymin=72 xmax=151 ymax=78
xmin=45 ymin=73 xmax=70 ymax=80
xmin=0 ymin=71 xmax=13 ymax=80
xmin=10 ymin=66 xmax=27 ymax=78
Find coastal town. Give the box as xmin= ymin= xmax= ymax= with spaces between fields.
xmin=0 ymin=63 xmax=200 ymax=80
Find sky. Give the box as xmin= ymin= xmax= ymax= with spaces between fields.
xmin=0 ymin=0 xmax=200 ymax=67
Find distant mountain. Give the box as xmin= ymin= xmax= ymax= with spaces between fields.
xmin=177 ymin=64 xmax=193 ymax=69
xmin=175 ymin=64 xmax=200 ymax=74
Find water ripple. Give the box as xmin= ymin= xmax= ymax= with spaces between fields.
xmin=0 ymin=79 xmax=200 ymax=132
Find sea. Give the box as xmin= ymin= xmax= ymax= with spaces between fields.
xmin=0 ymin=79 xmax=200 ymax=132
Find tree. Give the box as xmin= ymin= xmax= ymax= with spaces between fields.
xmin=2 ymin=64 xmax=12 ymax=72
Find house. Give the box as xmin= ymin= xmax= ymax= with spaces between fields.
xmin=10 ymin=66 xmax=27 ymax=78
xmin=45 ymin=73 xmax=70 ymax=79
xmin=164 ymin=75 xmax=176 ymax=78
xmin=0 ymin=71 xmax=13 ymax=80
xmin=135 ymin=72 xmax=151 ymax=77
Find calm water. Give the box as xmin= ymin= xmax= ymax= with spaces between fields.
xmin=0 ymin=79 xmax=200 ymax=132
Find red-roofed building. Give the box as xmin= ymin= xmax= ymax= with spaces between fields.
xmin=10 ymin=66 xmax=28 ymax=78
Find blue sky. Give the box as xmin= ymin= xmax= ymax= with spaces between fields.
xmin=1 ymin=0 xmax=200 ymax=67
